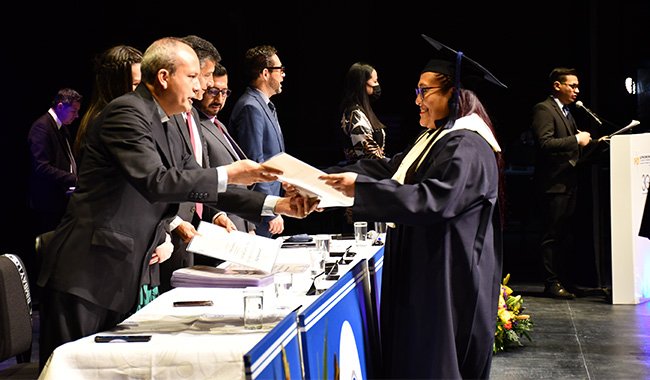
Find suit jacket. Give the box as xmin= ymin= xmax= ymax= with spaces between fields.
xmin=27 ymin=112 xmax=77 ymax=215
xmin=37 ymin=84 xmax=266 ymax=313
xmin=198 ymin=109 xmax=255 ymax=232
xmin=228 ymin=86 xmax=285 ymax=198
xmin=531 ymin=96 xmax=583 ymax=194
xmin=169 ymin=110 xmax=211 ymax=223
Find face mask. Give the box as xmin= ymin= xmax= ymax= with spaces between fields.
xmin=369 ymin=84 xmax=381 ymax=103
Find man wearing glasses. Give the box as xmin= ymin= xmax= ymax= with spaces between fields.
xmin=196 ymin=63 xmax=256 ymax=234
xmin=531 ymin=67 xmax=593 ymax=299
xmin=229 ymin=45 xmax=287 ymax=238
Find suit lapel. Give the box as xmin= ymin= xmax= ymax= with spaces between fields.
xmin=249 ymin=87 xmax=285 ymax=151
xmin=152 ymin=117 xmax=174 ymax=168
xmin=191 ymin=107 xmax=210 ymax=167
xmin=47 ymin=115 xmax=73 ymax=167
xmin=218 ymin=120 xmax=247 ymax=159
xmin=172 ymin=113 xmax=193 ymax=154
xmin=202 ymin=117 xmax=239 ymax=160
xmin=548 ymin=97 xmax=575 ymax=136
xmin=173 ymin=110 xmax=210 ymax=168
xmin=136 ymin=87 xmax=174 ymax=168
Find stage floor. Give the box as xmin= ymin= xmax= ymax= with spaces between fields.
xmin=491 ymin=283 xmax=650 ymax=380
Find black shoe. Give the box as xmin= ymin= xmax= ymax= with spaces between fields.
xmin=544 ymin=282 xmax=576 ymax=299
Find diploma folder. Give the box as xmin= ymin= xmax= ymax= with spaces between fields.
xmin=262 ymin=152 xmax=354 ymax=208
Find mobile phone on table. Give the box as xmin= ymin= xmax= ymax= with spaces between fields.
xmin=173 ymin=300 xmax=214 ymax=307
xmin=95 ymin=335 xmax=151 ymax=343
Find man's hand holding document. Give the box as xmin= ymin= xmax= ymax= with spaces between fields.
xmin=187 ymin=221 xmax=281 ymax=273
xmin=261 ymin=152 xmax=354 ymax=208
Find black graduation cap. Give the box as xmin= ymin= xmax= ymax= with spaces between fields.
xmin=420 ymin=34 xmax=506 ymax=130
xmin=421 ymin=34 xmax=507 ymax=90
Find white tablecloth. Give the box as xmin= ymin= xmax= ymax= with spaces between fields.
xmin=38 ymin=237 xmax=381 ymax=379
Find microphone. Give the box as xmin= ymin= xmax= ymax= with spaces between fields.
xmin=575 ymin=101 xmax=602 ymax=125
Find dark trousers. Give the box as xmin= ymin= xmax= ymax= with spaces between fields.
xmin=39 ymin=287 xmax=125 ymax=371
xmin=538 ymin=191 xmax=577 ymax=285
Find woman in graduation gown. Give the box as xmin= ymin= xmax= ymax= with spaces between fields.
xmin=321 ymin=37 xmax=505 ymax=379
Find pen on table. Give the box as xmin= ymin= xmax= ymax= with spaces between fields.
xmin=292 ymin=304 xmax=302 ymax=313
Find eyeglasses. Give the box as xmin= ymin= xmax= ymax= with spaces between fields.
xmin=415 ymin=86 xmax=442 ymax=98
xmin=207 ymin=87 xmax=231 ymax=97
xmin=561 ymin=82 xmax=580 ymax=90
xmin=265 ymin=66 xmax=285 ymax=74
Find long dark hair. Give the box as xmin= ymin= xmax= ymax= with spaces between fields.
xmin=448 ymin=74 xmax=506 ymax=222
xmin=75 ymin=45 xmax=142 ymax=155
xmin=340 ymin=62 xmax=385 ymax=130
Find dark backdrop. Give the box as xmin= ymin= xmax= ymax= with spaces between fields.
xmin=3 ymin=1 xmax=648 ymax=287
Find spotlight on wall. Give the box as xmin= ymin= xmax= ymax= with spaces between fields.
xmin=625 ymin=77 xmax=637 ymax=95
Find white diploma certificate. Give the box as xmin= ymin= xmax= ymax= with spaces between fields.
xmin=262 ymin=152 xmax=354 ymax=208
xmin=187 ymin=221 xmax=281 ymax=273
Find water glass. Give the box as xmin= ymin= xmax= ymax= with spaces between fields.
xmin=354 ymin=221 xmax=368 ymax=246
xmin=274 ymin=272 xmax=293 ymax=298
xmin=243 ymin=288 xmax=264 ymax=330
xmin=309 ymin=248 xmax=324 ymax=276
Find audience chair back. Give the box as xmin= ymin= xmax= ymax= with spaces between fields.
xmin=0 ymin=254 xmax=33 ymax=362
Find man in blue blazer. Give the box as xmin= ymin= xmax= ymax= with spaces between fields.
xmin=229 ymin=45 xmax=286 ymax=237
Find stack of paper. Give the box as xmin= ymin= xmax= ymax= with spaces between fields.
xmin=171 ymin=265 xmax=275 ymax=288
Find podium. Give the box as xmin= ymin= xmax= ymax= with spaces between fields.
xmin=610 ymin=133 xmax=650 ymax=304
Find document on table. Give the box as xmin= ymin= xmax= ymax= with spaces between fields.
xmin=261 ymin=152 xmax=354 ymax=208
xmin=187 ymin=221 xmax=281 ymax=273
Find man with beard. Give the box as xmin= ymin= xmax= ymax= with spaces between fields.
xmin=196 ymin=63 xmax=256 ymax=234
xmin=229 ymin=45 xmax=286 ymax=238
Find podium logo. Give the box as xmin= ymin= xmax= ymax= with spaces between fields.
xmin=634 ymin=154 xmax=650 ymax=166
xmin=339 ymin=321 xmax=362 ymax=380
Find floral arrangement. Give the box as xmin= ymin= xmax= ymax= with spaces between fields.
xmin=494 ymin=273 xmax=534 ymax=354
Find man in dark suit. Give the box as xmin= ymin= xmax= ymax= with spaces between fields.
xmin=532 ymin=67 xmax=593 ymax=299
xmin=37 ymin=37 xmax=314 ymax=368
xmin=27 ymin=88 xmax=82 ymax=234
xmin=229 ymin=45 xmax=286 ymax=238
xmin=159 ymin=35 xmax=223 ymax=292
xmin=197 ymin=63 xmax=255 ymax=234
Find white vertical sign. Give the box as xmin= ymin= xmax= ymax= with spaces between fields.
xmin=610 ymin=134 xmax=650 ymax=304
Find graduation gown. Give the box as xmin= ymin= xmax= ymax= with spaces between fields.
xmin=337 ymin=114 xmax=502 ymax=379
xmin=640 ymin=191 xmax=650 ymax=239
